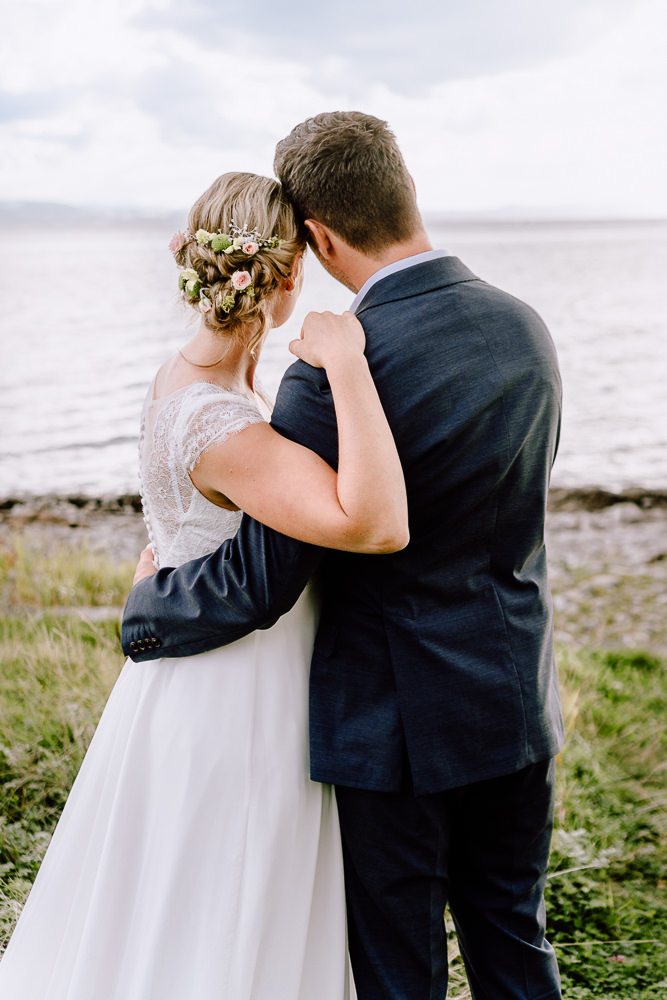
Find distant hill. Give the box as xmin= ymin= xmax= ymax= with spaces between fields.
xmin=422 ymin=207 xmax=666 ymax=226
xmin=0 ymin=201 xmax=184 ymax=228
xmin=1 ymin=201 xmax=663 ymax=230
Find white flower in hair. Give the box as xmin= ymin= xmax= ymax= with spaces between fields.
xmin=224 ymin=237 xmax=244 ymax=254
xmin=199 ymin=295 xmax=213 ymax=313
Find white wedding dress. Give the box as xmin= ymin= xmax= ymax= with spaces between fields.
xmin=0 ymin=381 xmax=353 ymax=1000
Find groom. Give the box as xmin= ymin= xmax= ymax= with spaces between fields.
xmin=123 ymin=112 xmax=564 ymax=999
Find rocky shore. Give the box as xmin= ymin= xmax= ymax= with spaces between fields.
xmin=2 ymin=490 xmax=666 ymax=654
xmin=544 ymin=489 xmax=667 ymax=653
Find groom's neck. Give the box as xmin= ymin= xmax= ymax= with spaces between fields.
xmin=336 ymin=229 xmax=434 ymax=294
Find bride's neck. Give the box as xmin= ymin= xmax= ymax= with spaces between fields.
xmin=183 ymin=320 xmax=268 ymax=392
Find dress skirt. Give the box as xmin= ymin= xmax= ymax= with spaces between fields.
xmin=0 ymin=587 xmax=352 ymax=999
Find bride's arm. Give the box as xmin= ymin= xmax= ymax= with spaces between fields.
xmin=190 ymin=311 xmax=409 ymax=554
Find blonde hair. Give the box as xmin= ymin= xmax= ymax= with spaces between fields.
xmin=174 ymin=172 xmax=307 ymax=355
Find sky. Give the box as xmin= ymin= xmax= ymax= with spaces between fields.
xmin=1 ymin=0 xmax=666 ymax=218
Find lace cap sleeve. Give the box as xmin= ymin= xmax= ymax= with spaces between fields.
xmin=176 ymin=382 xmax=266 ymax=473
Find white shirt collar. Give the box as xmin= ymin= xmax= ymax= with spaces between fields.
xmin=350 ymin=248 xmax=454 ymax=313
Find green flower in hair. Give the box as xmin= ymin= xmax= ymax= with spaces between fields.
xmin=178 ymin=267 xmax=201 ymax=299
xmin=210 ymin=233 xmax=232 ymax=252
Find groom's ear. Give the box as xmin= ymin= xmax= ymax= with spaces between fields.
xmin=304 ymin=219 xmax=335 ymax=260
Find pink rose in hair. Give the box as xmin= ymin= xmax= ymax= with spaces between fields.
xmin=168 ymin=230 xmax=188 ymax=254
xmin=231 ymin=270 xmax=252 ymax=291
xmin=242 ymin=241 xmax=259 ymax=255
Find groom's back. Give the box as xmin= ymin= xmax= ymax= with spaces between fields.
xmin=306 ymin=257 xmax=564 ymax=794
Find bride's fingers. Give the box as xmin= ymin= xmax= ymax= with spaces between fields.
xmin=133 ymin=545 xmax=156 ymax=587
xmin=289 ymin=311 xmax=365 ymax=367
xmin=289 ymin=336 xmax=323 ymax=366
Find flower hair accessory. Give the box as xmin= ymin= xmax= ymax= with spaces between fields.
xmin=231 ymin=270 xmax=252 ymax=290
xmin=176 ymin=269 xmax=214 ymax=314
xmin=177 ymin=264 xmax=256 ymax=313
xmin=178 ymin=268 xmax=201 ymax=299
xmin=221 ymin=270 xmax=256 ymax=313
xmin=169 ymin=221 xmax=282 ymax=258
xmin=168 ymin=231 xmax=189 ymax=254
xmin=172 ymin=220 xmax=282 ymax=313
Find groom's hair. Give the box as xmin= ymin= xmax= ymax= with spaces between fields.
xmin=274 ymin=112 xmax=423 ymax=257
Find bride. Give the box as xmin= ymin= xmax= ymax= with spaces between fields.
xmin=0 ymin=172 xmax=408 ymax=999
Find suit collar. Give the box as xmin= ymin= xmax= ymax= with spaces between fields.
xmin=354 ymin=256 xmax=479 ymax=315
xmin=350 ymin=249 xmax=454 ymax=312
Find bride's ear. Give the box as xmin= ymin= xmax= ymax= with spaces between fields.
xmin=304 ymin=219 xmax=334 ymax=260
xmin=285 ymin=251 xmax=303 ymax=293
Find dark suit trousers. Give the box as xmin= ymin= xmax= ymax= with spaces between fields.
xmin=335 ymin=760 xmax=562 ymax=1000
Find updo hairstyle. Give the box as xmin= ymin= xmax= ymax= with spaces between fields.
xmin=173 ymin=172 xmax=307 ymax=355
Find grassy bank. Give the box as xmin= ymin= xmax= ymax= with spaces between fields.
xmin=545 ymin=648 xmax=667 ymax=998
xmin=0 ymin=536 xmax=133 ymax=946
xmin=0 ymin=535 xmax=666 ymax=997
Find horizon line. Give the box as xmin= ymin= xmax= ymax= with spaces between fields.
xmin=1 ymin=199 xmax=666 ymax=227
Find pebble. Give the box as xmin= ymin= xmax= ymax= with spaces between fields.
xmin=2 ymin=493 xmax=666 ymax=655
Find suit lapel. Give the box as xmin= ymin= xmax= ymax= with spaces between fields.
xmin=355 ymin=257 xmax=479 ymax=316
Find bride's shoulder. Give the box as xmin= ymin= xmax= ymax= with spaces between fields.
xmin=168 ymin=382 xmax=264 ymax=465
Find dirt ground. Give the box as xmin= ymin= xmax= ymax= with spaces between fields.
xmin=2 ymin=491 xmax=666 ymax=655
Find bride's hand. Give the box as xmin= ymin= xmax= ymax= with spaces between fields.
xmin=133 ymin=545 xmax=157 ymax=587
xmin=289 ymin=311 xmax=366 ymax=370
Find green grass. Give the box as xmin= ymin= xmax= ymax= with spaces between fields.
xmin=0 ymin=533 xmax=135 ymax=609
xmin=0 ymin=541 xmax=666 ymax=996
xmin=0 ymin=537 xmax=131 ymax=948
xmin=0 ymin=613 xmax=124 ymax=948
xmin=545 ymin=648 xmax=667 ymax=998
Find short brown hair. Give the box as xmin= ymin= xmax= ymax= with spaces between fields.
xmin=274 ymin=112 xmax=422 ymax=256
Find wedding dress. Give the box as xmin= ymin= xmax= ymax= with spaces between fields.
xmin=0 ymin=380 xmax=352 ymax=1000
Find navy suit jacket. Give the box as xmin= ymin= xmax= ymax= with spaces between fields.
xmin=122 ymin=257 xmax=564 ymax=795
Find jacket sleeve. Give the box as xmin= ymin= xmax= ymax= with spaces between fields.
xmin=121 ymin=361 xmax=338 ymax=661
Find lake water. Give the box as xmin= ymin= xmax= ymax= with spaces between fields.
xmin=1 ymin=218 xmax=665 ymax=497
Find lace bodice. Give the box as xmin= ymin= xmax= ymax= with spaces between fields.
xmin=139 ymin=380 xmax=268 ymax=568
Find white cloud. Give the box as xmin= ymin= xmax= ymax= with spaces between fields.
xmin=2 ymin=0 xmax=164 ymax=94
xmin=1 ymin=0 xmax=665 ymax=215
xmin=364 ymin=0 xmax=667 ymax=216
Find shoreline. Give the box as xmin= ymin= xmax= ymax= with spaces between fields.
xmin=3 ymin=485 xmax=667 ymax=516
xmin=2 ymin=490 xmax=666 ymax=655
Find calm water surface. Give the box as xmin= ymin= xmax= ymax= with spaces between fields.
xmin=1 ymin=219 xmax=665 ymax=496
